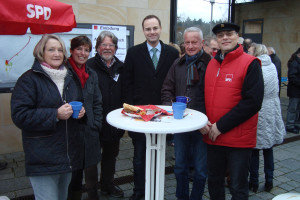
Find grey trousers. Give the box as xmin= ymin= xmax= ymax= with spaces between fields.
xmin=286 ymin=97 xmax=300 ymax=129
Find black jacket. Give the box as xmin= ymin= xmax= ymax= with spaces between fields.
xmin=87 ymin=54 xmax=124 ymax=141
xmin=161 ymin=51 xmax=211 ymax=113
xmin=67 ymin=61 xmax=103 ymax=167
xmin=287 ymin=56 xmax=300 ymax=98
xmin=11 ymin=59 xmax=84 ymax=176
xmin=270 ymin=53 xmax=282 ymax=95
xmin=122 ymin=41 xmax=179 ymax=105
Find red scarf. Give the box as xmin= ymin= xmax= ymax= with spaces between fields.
xmin=68 ymin=57 xmax=89 ymax=88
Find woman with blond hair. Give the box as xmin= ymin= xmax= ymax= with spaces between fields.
xmin=11 ymin=34 xmax=85 ymax=200
xmin=248 ymin=43 xmax=286 ymax=192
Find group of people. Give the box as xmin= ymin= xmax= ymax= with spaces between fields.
xmin=10 ymin=13 xmax=289 ymax=200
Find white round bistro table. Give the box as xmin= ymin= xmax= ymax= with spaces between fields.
xmin=106 ymin=105 xmax=208 ymax=200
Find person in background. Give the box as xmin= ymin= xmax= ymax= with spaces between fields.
xmin=203 ymin=36 xmax=219 ymax=57
xmin=67 ymin=36 xmax=103 ymax=200
xmin=11 ymin=34 xmax=85 ymax=200
xmin=162 ymin=26 xmax=210 ymax=200
xmin=286 ymin=48 xmax=300 ymax=134
xmin=238 ymin=37 xmax=244 ymax=45
xmin=199 ymin=23 xmax=264 ymax=200
xmin=122 ymin=14 xmax=179 ymax=200
xmin=87 ymin=31 xmax=125 ymax=198
xmin=268 ymin=46 xmax=282 ymax=95
xmin=180 ymin=42 xmax=186 ymax=57
xmin=243 ymin=38 xmax=252 ymax=53
xmin=248 ymin=43 xmax=286 ymax=193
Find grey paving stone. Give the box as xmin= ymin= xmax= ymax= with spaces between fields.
xmin=277 ymin=158 xmax=300 ymax=170
xmin=270 ymin=187 xmax=288 ymax=196
xmin=117 ymin=148 xmax=133 ymax=160
xmin=115 ymin=159 xmax=132 ymax=171
xmin=13 ymin=166 xmax=25 ymax=177
xmin=255 ymin=191 xmax=275 ymax=200
xmin=115 ymin=169 xmax=132 ymax=177
xmin=15 ymin=188 xmax=34 ymax=198
xmin=0 ymin=172 xmax=14 ymax=180
xmin=164 ymin=186 xmax=176 ymax=194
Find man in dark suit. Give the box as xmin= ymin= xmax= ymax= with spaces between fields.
xmin=122 ymin=14 xmax=179 ymax=200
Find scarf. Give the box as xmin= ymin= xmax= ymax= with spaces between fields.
xmin=41 ymin=65 xmax=67 ymax=97
xmin=185 ymin=49 xmax=203 ymax=86
xmin=68 ymin=57 xmax=89 ymax=88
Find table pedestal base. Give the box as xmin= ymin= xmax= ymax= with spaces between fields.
xmin=145 ymin=133 xmax=167 ymax=200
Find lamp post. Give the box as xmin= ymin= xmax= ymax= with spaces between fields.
xmin=210 ymin=0 xmax=215 ymax=35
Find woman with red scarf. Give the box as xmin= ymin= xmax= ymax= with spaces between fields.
xmin=67 ymin=36 xmax=103 ymax=200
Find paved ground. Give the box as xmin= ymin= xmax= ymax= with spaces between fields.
xmin=1 ymin=97 xmax=300 ymax=200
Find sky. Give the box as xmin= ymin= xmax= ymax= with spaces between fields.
xmin=177 ymin=0 xmax=253 ymax=23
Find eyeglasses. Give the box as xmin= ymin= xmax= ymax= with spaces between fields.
xmin=100 ymin=43 xmax=115 ymax=48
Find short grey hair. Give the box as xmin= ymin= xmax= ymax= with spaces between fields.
xmin=204 ymin=36 xmax=217 ymax=46
xmin=95 ymin=31 xmax=118 ymax=51
xmin=183 ymin=27 xmax=203 ymax=41
xmin=267 ymin=47 xmax=276 ymax=54
xmin=33 ymin=34 xmax=68 ymax=64
xmin=252 ymin=43 xmax=268 ymax=57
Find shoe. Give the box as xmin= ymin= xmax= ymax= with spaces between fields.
xmin=129 ymin=193 xmax=144 ymax=200
xmin=249 ymin=182 xmax=258 ymax=192
xmin=101 ymin=185 xmax=124 ymax=198
xmin=0 ymin=162 xmax=7 ymax=170
xmin=265 ymin=181 xmax=273 ymax=192
xmin=286 ymin=128 xmax=299 ymax=134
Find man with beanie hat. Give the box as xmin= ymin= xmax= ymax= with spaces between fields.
xmin=197 ymin=22 xmax=264 ymax=200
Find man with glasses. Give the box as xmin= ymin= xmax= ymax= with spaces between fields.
xmin=162 ymin=27 xmax=210 ymax=200
xmin=87 ymin=31 xmax=125 ymax=198
xmin=203 ymin=36 xmax=219 ymax=57
xmin=122 ymin=15 xmax=179 ymax=200
xmin=199 ymin=23 xmax=264 ymax=200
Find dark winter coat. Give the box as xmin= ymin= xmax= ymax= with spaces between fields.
xmin=87 ymin=54 xmax=124 ymax=141
xmin=161 ymin=51 xmax=211 ymax=112
xmin=287 ymin=56 xmax=300 ymax=98
xmin=67 ymin=61 xmax=103 ymax=167
xmin=270 ymin=53 xmax=282 ymax=95
xmin=122 ymin=41 xmax=179 ymax=105
xmin=11 ymin=59 xmax=84 ymax=176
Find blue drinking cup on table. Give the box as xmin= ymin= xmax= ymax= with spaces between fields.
xmin=172 ymin=102 xmax=187 ymax=119
xmin=176 ymin=96 xmax=191 ymax=104
xmin=69 ymin=101 xmax=82 ymax=118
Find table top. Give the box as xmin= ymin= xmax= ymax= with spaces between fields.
xmin=106 ymin=105 xmax=208 ymax=134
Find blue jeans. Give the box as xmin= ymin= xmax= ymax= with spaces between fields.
xmin=174 ymin=131 xmax=207 ymax=200
xmin=207 ymin=145 xmax=252 ymax=200
xmin=249 ymin=148 xmax=274 ymax=184
xmin=286 ymin=97 xmax=300 ymax=129
xmin=129 ymin=131 xmax=146 ymax=195
xmin=29 ymin=173 xmax=72 ymax=200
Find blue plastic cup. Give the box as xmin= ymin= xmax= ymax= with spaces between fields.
xmin=69 ymin=101 xmax=82 ymax=118
xmin=176 ymin=96 xmax=191 ymax=104
xmin=172 ymin=102 xmax=186 ymax=119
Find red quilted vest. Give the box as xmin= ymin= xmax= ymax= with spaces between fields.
xmin=204 ymin=45 xmax=258 ymax=148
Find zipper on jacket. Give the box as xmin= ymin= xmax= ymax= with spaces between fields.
xmin=217 ymin=68 xmax=221 ymax=77
xmin=64 ymin=87 xmax=72 ymax=170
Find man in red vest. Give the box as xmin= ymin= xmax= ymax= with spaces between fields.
xmin=199 ymin=23 xmax=264 ymax=200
